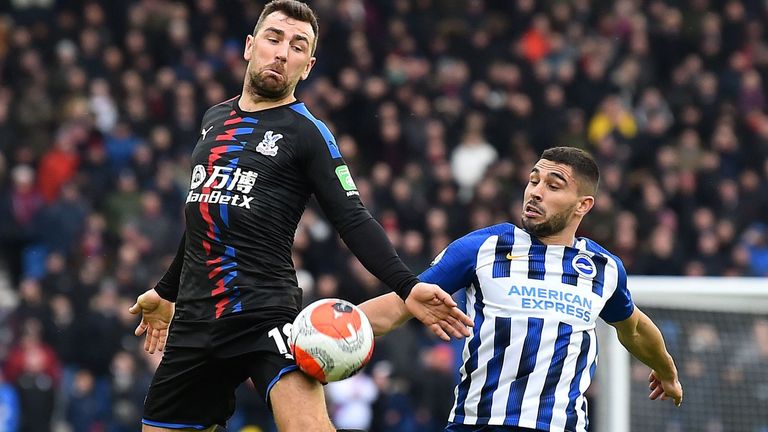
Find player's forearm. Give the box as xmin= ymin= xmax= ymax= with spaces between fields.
xmin=358 ymin=292 xmax=412 ymax=336
xmin=618 ymin=310 xmax=678 ymax=379
xmin=154 ymin=234 xmax=185 ymax=302
xmin=341 ymin=218 xmax=419 ymax=300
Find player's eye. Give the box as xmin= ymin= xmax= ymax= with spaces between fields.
xmin=548 ymin=184 xmax=560 ymax=190
xmin=268 ymin=38 xmax=279 ymax=44
xmin=291 ymin=45 xmax=304 ymax=52
xmin=529 ymin=179 xmax=539 ymax=185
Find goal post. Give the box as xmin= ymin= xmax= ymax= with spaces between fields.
xmin=595 ymin=276 xmax=768 ymax=432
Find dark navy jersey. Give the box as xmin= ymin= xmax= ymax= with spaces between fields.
xmin=174 ymin=97 xmax=373 ymax=321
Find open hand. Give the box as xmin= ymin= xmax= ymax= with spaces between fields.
xmin=405 ymin=282 xmax=473 ymax=341
xmin=129 ymin=288 xmax=174 ymax=354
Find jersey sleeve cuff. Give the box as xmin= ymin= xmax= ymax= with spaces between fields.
xmin=154 ymin=284 xmax=178 ymax=302
xmin=394 ymin=277 xmax=419 ymax=300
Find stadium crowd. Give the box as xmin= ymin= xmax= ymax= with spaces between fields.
xmin=0 ymin=0 xmax=767 ymax=430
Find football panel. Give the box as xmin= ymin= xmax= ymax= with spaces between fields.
xmin=291 ymin=342 xmax=328 ymax=384
xmin=309 ymin=300 xmax=363 ymax=339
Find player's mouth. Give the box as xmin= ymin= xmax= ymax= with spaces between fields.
xmin=261 ymin=64 xmax=286 ymax=79
xmin=263 ymin=68 xmax=284 ymax=79
xmin=524 ymin=203 xmax=544 ymax=218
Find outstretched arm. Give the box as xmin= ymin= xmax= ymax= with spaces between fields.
xmin=359 ymin=292 xmax=410 ymax=337
xmin=300 ymin=124 xmax=472 ymax=340
xmin=359 ymin=286 xmax=469 ymax=340
xmin=341 ymin=220 xmax=472 ymax=340
xmin=609 ymin=307 xmax=683 ymax=406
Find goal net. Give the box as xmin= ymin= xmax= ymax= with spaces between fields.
xmin=594 ymin=276 xmax=768 ymax=432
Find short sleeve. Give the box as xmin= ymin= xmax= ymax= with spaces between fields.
xmin=419 ymin=228 xmax=493 ymax=294
xmin=599 ymin=258 xmax=635 ymax=323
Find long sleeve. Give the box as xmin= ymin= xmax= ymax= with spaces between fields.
xmin=341 ymin=218 xmax=419 ymax=300
xmin=295 ymin=105 xmax=418 ymax=300
xmin=154 ymin=234 xmax=185 ymax=302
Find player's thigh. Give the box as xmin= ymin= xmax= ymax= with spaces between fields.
xmin=269 ymin=370 xmax=334 ymax=432
xmin=244 ymin=322 xmax=333 ymax=430
xmin=143 ymin=346 xmax=249 ymax=428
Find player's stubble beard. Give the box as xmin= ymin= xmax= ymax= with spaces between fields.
xmin=521 ymin=203 xmax=575 ymax=238
xmin=246 ymin=62 xmax=295 ymax=100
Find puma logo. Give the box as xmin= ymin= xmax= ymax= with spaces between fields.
xmin=201 ymin=125 xmax=213 ymax=140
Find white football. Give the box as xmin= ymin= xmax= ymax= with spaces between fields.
xmin=289 ymin=298 xmax=375 ymax=383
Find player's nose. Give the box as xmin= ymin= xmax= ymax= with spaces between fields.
xmin=530 ymin=185 xmax=543 ymax=200
xmin=274 ymin=42 xmax=289 ymax=62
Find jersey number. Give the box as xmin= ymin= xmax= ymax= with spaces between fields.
xmin=268 ymin=324 xmax=293 ymax=355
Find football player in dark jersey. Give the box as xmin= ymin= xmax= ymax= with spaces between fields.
xmin=129 ymin=1 xmax=473 ymax=431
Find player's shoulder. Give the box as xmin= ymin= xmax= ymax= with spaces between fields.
xmin=287 ymin=101 xmax=341 ymax=159
xmin=577 ymin=237 xmax=626 ymax=272
xmin=478 ymin=222 xmax=516 ymax=238
xmin=287 ymin=102 xmax=323 ymax=126
xmin=451 ymin=223 xmax=517 ymax=249
xmin=202 ymin=95 xmax=239 ymax=122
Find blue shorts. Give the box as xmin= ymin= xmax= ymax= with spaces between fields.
xmin=445 ymin=423 xmax=544 ymax=432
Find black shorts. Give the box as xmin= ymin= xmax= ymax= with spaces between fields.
xmin=142 ymin=317 xmax=298 ymax=429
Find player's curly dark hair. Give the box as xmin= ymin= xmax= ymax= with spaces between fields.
xmin=253 ymin=0 xmax=319 ymax=54
xmin=541 ymin=147 xmax=600 ymax=195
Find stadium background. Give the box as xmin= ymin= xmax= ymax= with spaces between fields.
xmin=0 ymin=0 xmax=767 ymax=430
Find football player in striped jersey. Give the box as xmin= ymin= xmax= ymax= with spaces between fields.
xmin=361 ymin=146 xmax=682 ymax=432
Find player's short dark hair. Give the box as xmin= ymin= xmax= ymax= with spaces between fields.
xmin=253 ymin=0 xmax=319 ymax=54
xmin=541 ymin=146 xmax=600 ymax=195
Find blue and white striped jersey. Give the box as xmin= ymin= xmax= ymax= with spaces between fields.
xmin=420 ymin=223 xmax=634 ymax=432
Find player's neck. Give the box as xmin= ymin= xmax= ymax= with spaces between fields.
xmin=535 ymin=228 xmax=577 ymax=247
xmin=238 ymin=90 xmax=296 ymax=112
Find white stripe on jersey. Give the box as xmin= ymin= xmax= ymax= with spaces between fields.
xmin=463 ymin=303 xmax=500 ymax=424
xmin=575 ymin=332 xmax=598 ymax=432
xmin=508 ymin=228 xmax=535 ymax=277
xmin=547 ymin=331 xmax=584 ymax=432
xmin=517 ymin=319 xmax=561 ymax=429
xmin=488 ymin=317 xmax=528 ymax=424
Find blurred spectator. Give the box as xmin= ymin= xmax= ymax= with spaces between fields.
xmin=633 ymin=226 xmax=684 ymax=275
xmin=450 ymin=111 xmax=498 ymax=202
xmin=104 ymin=170 xmax=142 ymax=235
xmin=326 ymin=370 xmax=378 ymax=430
xmin=65 ymin=369 xmax=109 ymax=432
xmin=76 ymin=287 xmax=122 ymax=377
xmin=36 ymin=182 xmax=88 ymax=256
xmin=4 ymin=318 xmax=59 ymax=432
xmin=634 ymin=87 xmax=674 ymax=135
xmin=108 ymin=351 xmax=150 ymax=432
xmin=411 ymin=344 xmax=455 ymax=432
xmin=740 ymin=223 xmax=768 ymax=276
xmin=370 ymin=361 xmax=417 ymax=432
xmin=0 ymin=166 xmax=43 ymax=283
xmin=587 ymin=95 xmax=637 ymax=148
xmin=104 ymin=122 xmax=140 ymax=173
xmin=35 ymin=128 xmax=79 ymax=204
xmin=0 ymin=370 xmax=19 ymax=432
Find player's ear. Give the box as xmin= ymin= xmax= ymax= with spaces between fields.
xmin=244 ymin=34 xmax=254 ymax=61
xmin=575 ymin=195 xmax=594 ymax=216
xmin=301 ymin=57 xmax=316 ymax=81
